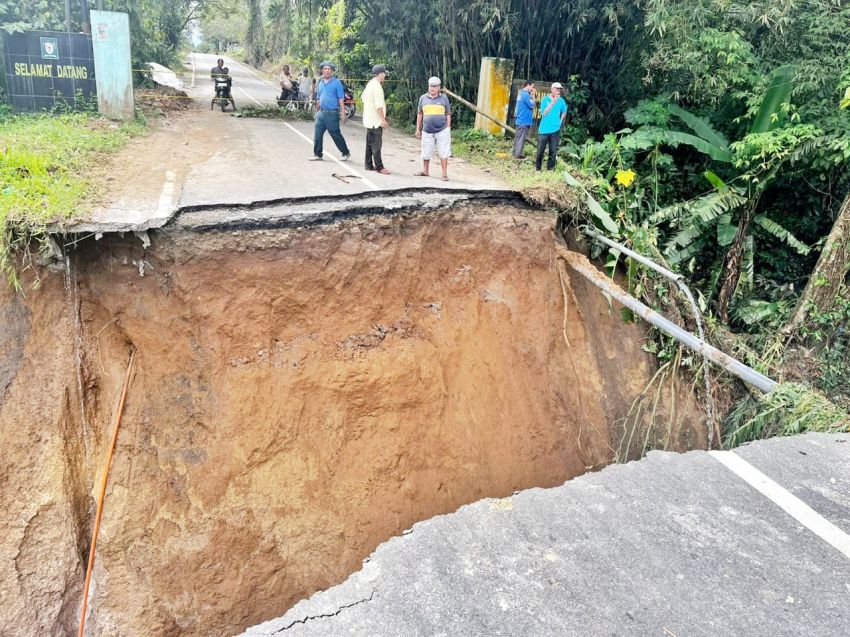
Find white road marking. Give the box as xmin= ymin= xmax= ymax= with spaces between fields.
xmin=710 ymin=450 xmax=850 ymax=560
xmin=227 ymin=57 xmax=280 ymax=91
xmin=221 ymin=56 xmax=377 ymax=191
xmin=156 ymin=170 xmax=177 ymax=218
xmin=281 ymin=121 xmax=378 ymax=191
xmin=237 ymin=86 xmax=263 ymax=106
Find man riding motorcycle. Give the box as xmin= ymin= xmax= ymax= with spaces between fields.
xmin=211 ymin=58 xmax=232 ymax=99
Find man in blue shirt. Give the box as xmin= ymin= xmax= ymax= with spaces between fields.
xmin=535 ymin=82 xmax=568 ymax=171
xmin=310 ymin=61 xmax=351 ymax=161
xmin=513 ymin=80 xmax=536 ymax=159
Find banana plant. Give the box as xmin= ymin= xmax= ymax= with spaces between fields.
xmin=629 ymin=65 xmax=815 ymax=320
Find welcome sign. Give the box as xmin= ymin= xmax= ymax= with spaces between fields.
xmin=3 ymin=30 xmax=96 ymax=111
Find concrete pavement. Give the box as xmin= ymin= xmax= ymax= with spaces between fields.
xmin=239 ymin=433 xmax=850 ymax=637
xmin=61 ymin=53 xmax=508 ymax=234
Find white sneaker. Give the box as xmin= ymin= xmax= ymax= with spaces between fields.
xmin=340 ymin=153 xmax=350 ymax=161
xmin=309 ymin=155 xmax=323 ymax=161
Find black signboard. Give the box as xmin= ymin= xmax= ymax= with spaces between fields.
xmin=3 ymin=30 xmax=96 ymax=112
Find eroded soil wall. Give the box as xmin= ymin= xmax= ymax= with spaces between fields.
xmin=0 ymin=205 xmax=696 ymax=636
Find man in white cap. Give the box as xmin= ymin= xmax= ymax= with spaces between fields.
xmin=361 ymin=64 xmax=390 ymax=174
xmin=415 ymin=76 xmax=452 ymax=181
xmin=535 ymin=82 xmax=568 ymax=171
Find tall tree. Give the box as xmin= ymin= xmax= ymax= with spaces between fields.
xmin=245 ymin=0 xmax=264 ymax=64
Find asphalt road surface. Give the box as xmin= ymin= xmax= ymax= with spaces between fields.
xmin=62 ymin=53 xmax=507 ymax=234
xmin=183 ymin=52 xmax=505 ymax=205
xmin=240 ymin=433 xmax=850 ymax=637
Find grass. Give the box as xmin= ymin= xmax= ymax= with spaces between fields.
xmin=0 ymin=112 xmax=144 ymax=287
xmin=723 ymin=382 xmax=850 ymax=448
xmin=451 ymin=128 xmax=580 ymax=209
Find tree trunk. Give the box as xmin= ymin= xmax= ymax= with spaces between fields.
xmin=246 ymin=0 xmax=264 ymax=66
xmin=307 ymin=0 xmax=313 ymax=59
xmin=784 ymin=192 xmax=850 ymax=341
xmin=716 ymin=206 xmax=756 ymax=323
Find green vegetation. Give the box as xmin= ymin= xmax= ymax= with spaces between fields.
xmin=2 ymin=1 xmax=849 ymax=445
xmin=0 ymin=113 xmax=143 ymax=287
xmin=234 ymin=104 xmax=314 ymax=120
xmin=724 ymin=383 xmax=850 ymax=448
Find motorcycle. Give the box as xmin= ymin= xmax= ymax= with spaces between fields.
xmin=276 ymin=79 xmax=310 ymax=111
xmin=211 ymin=77 xmax=236 ymax=112
xmin=286 ymin=79 xmax=356 ymax=118
xmin=342 ymin=81 xmax=356 ymax=119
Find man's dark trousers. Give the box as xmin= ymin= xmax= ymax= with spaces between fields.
xmin=313 ymin=110 xmax=350 ymax=157
xmin=365 ymin=127 xmax=384 ymax=170
xmin=535 ymin=131 xmax=560 ymax=170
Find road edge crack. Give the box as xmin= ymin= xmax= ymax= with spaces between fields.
xmin=271 ymin=590 xmax=376 ymax=633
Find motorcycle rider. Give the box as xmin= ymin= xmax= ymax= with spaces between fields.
xmin=210 ymin=58 xmax=231 ymax=98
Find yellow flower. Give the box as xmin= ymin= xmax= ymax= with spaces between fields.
xmin=615 ymin=169 xmax=637 ymax=187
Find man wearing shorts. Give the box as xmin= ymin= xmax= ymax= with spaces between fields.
xmin=415 ymin=76 xmax=452 ymax=181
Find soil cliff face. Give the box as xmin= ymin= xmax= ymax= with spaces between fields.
xmin=0 ymin=205 xmax=698 ymax=636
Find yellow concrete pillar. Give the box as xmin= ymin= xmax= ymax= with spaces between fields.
xmin=475 ymin=57 xmax=514 ymax=137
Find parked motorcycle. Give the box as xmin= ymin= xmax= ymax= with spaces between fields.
xmin=277 ymin=80 xmax=306 ymax=111
xmin=342 ymin=81 xmax=356 ymax=119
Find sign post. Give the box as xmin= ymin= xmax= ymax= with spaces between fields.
xmin=90 ymin=10 xmax=134 ymax=120
xmin=2 ymin=30 xmax=96 ymax=112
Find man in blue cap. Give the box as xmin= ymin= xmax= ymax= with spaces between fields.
xmin=310 ymin=61 xmax=351 ymax=161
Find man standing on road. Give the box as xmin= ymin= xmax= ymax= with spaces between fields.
xmin=279 ymin=64 xmax=294 ymax=99
xmin=535 ymin=82 xmax=568 ymax=171
xmin=298 ymin=67 xmax=313 ymax=102
xmin=513 ymin=80 xmax=536 ymax=159
xmin=415 ymin=76 xmax=452 ymax=181
xmin=310 ymin=61 xmax=351 ymax=162
xmin=362 ymin=64 xmax=390 ymax=174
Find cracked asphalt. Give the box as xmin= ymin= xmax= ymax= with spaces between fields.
xmin=238 ymin=433 xmax=850 ymax=637
xmin=60 ymin=52 xmax=507 ymax=236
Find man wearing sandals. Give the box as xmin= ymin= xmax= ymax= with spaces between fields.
xmin=362 ymin=64 xmax=390 ymax=174
xmin=415 ymin=76 xmax=452 ymax=181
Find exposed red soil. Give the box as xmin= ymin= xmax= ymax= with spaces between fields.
xmin=0 ymin=205 xmax=701 ymax=635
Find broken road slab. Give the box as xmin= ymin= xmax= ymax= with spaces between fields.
xmin=239 ymin=433 xmax=850 ymax=637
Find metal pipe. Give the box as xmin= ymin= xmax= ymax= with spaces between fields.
xmin=584 ymin=230 xmax=717 ymax=444
xmin=559 ymin=247 xmax=777 ymax=394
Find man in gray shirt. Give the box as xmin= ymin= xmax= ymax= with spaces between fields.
xmin=415 ymin=76 xmax=452 ymax=181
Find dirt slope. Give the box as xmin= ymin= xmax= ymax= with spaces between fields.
xmin=0 ymin=204 xmax=700 ymax=635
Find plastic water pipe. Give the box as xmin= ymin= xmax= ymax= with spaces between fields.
xmin=583 ymin=230 xmax=717 ymax=445
xmin=559 ymin=247 xmax=777 ymax=395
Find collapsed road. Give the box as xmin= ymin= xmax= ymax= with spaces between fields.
xmin=1 ymin=187 xmax=707 ymax=636
xmin=4 ymin=54 xmax=842 ymax=637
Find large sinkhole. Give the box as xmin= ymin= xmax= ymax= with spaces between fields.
xmin=0 ymin=202 xmax=703 ymax=636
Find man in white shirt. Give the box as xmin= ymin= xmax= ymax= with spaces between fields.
xmin=361 ymin=64 xmax=390 ymax=174
xmin=279 ymin=64 xmax=294 ymax=100
xmin=297 ymin=67 xmax=312 ymax=102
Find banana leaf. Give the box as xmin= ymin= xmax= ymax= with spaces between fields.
xmin=750 ymin=65 xmax=795 ymax=134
